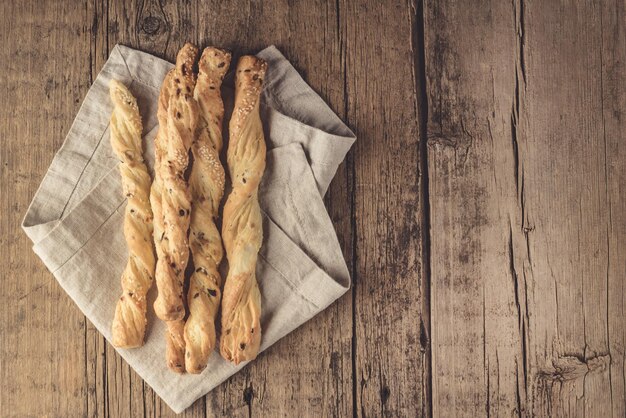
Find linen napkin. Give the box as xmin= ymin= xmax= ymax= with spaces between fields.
xmin=22 ymin=44 xmax=355 ymax=413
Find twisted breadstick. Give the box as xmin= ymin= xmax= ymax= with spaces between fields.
xmin=153 ymin=43 xmax=199 ymax=372
xmin=220 ymin=56 xmax=267 ymax=365
xmin=154 ymin=44 xmax=199 ymax=320
xmin=109 ymin=80 xmax=155 ymax=349
xmin=150 ymin=70 xmax=186 ymax=372
xmin=150 ymin=72 xmax=172 ymax=267
xmin=184 ymin=47 xmax=230 ymax=373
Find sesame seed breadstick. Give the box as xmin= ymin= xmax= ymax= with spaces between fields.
xmin=220 ymin=56 xmax=267 ymax=365
xmin=109 ymin=80 xmax=155 ymax=349
xmin=153 ymin=43 xmax=200 ymax=372
xmin=184 ymin=47 xmax=230 ymax=373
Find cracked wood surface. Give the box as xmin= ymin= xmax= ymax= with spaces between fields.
xmin=2 ymin=0 xmax=624 ymax=417
xmin=348 ymin=1 xmax=429 ymax=416
xmin=426 ymin=0 xmax=625 ymax=417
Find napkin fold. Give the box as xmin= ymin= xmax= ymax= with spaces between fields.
xmin=22 ymin=44 xmax=355 ymax=413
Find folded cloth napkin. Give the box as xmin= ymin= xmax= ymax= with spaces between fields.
xmin=22 ymin=44 xmax=355 ymax=413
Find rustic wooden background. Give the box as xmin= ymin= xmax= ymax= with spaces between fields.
xmin=1 ymin=0 xmax=624 ymax=417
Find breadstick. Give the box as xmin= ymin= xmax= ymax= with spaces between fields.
xmin=150 ymin=70 xmax=185 ymax=372
xmin=154 ymin=44 xmax=199 ymax=320
xmin=184 ymin=47 xmax=230 ymax=373
xmin=153 ymin=43 xmax=199 ymax=372
xmin=150 ymin=71 xmax=173 ymax=257
xmin=220 ymin=56 xmax=267 ymax=365
xmin=109 ymin=80 xmax=155 ymax=349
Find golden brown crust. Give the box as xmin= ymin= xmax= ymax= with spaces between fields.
xmin=150 ymin=71 xmax=173 ymax=261
xmin=154 ymin=43 xmax=198 ymax=321
xmin=220 ymin=56 xmax=267 ymax=365
xmin=184 ymin=47 xmax=230 ymax=373
xmin=152 ymin=43 xmax=199 ymax=372
xmin=150 ymin=70 xmax=185 ymax=371
xmin=109 ymin=80 xmax=155 ymax=349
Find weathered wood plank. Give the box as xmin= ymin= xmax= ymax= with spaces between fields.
xmin=600 ymin=3 xmax=626 ymax=415
xmin=0 ymin=0 xmax=92 ymax=416
xmin=347 ymin=0 xmax=429 ymax=416
xmin=518 ymin=1 xmax=626 ymax=415
xmin=425 ymin=0 xmax=524 ymax=416
xmin=426 ymin=0 xmax=626 ymax=416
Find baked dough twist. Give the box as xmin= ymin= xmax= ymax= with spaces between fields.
xmin=150 ymin=70 xmax=187 ymax=372
xmin=109 ymin=80 xmax=155 ymax=349
xmin=153 ymin=43 xmax=199 ymax=372
xmin=220 ymin=56 xmax=267 ymax=364
xmin=184 ymin=47 xmax=230 ymax=373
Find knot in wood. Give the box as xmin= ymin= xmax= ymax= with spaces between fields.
xmin=141 ymin=16 xmax=161 ymax=35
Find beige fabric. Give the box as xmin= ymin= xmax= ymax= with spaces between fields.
xmin=22 ymin=45 xmax=355 ymax=413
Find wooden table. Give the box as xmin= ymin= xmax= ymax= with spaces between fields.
xmin=1 ymin=1 xmax=624 ymax=417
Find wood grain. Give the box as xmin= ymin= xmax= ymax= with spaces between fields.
xmin=0 ymin=0 xmax=92 ymax=416
xmin=600 ymin=3 xmax=626 ymax=415
xmin=518 ymin=1 xmax=626 ymax=415
xmin=346 ymin=0 xmax=429 ymax=416
xmin=425 ymin=0 xmax=626 ymax=416
xmin=425 ymin=1 xmax=522 ymax=415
